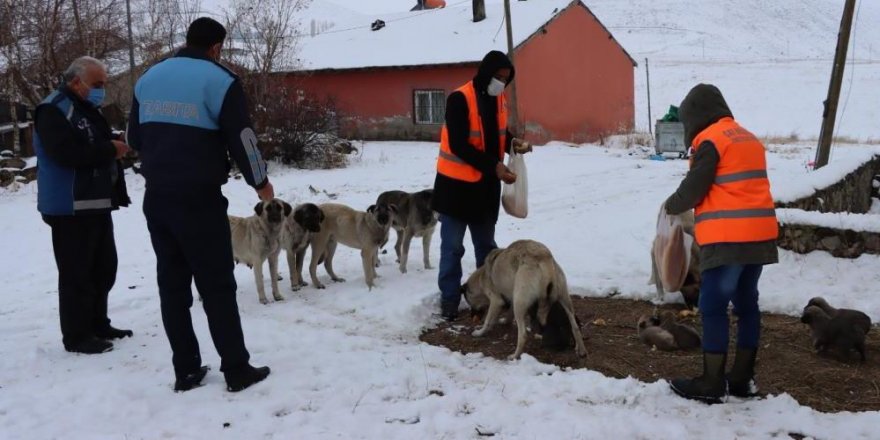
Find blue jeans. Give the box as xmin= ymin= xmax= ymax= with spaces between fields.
xmin=438 ymin=214 xmax=498 ymax=308
xmin=699 ymin=264 xmax=763 ymax=353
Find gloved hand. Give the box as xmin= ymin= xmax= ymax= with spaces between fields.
xmin=512 ymin=137 xmax=532 ymax=154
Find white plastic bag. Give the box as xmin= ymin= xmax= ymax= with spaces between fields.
xmin=502 ymin=151 xmax=528 ymax=218
xmin=650 ymin=206 xmax=694 ymax=293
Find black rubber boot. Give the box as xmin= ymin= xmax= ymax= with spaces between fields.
xmin=670 ymin=352 xmax=727 ymax=404
xmin=727 ymin=348 xmax=761 ymax=398
xmin=65 ymin=337 xmax=114 ymax=354
xmin=225 ymin=364 xmax=271 ymax=392
xmin=440 ymin=301 xmax=459 ymax=322
xmin=174 ymin=366 xmax=210 ymax=392
xmin=95 ymin=326 xmax=134 ymax=340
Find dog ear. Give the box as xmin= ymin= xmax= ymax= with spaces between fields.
xmin=367 ymin=204 xmax=376 ymax=213
xmin=282 ymin=201 xmax=293 ymax=217
xmin=388 ymin=203 xmax=398 ymax=214
xmin=318 ymin=208 xmax=325 ymax=222
xmin=254 ymin=202 xmax=264 ymax=216
xmin=293 ymin=206 xmax=305 ymax=224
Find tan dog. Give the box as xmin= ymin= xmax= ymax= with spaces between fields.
xmin=308 ymin=202 xmax=396 ymax=290
xmin=229 ymin=199 xmax=291 ymax=304
xmin=462 ymin=240 xmax=587 ymax=360
xmin=273 ymin=203 xmax=324 ymax=291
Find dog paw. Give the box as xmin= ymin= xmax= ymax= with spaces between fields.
xmin=472 ymin=329 xmax=486 ymax=337
xmin=259 ymin=298 xmax=269 ymax=305
xmin=273 ymin=295 xmax=285 ymax=302
xmin=576 ymin=346 xmax=587 ymax=357
xmin=291 ymin=285 xmax=302 ymax=292
xmin=315 ymin=284 xmax=326 ymax=290
xmin=332 ymin=277 xmax=346 ymax=283
xmin=507 ymin=354 xmax=521 ymax=361
xmin=399 ymin=265 xmax=407 ymax=274
xmin=424 ymin=264 xmax=433 ymax=270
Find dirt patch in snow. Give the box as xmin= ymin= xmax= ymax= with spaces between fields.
xmin=421 ymin=297 xmax=880 ymax=413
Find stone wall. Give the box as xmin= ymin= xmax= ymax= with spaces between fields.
xmin=777 ymin=156 xmax=880 ymax=214
xmin=776 ymin=155 xmax=880 ymax=258
xmin=778 ymin=223 xmax=880 ymax=258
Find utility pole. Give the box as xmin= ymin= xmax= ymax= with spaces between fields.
xmin=646 ymin=58 xmax=652 ymax=135
xmin=125 ymin=0 xmax=136 ymax=94
xmin=503 ymin=0 xmax=520 ymax=134
xmin=815 ymin=0 xmax=856 ymax=169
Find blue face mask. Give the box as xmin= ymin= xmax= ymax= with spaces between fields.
xmin=87 ymin=87 xmax=105 ymax=107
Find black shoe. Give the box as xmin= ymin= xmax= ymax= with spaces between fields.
xmin=225 ymin=364 xmax=270 ymax=392
xmin=174 ymin=366 xmax=210 ymax=392
xmin=727 ymin=347 xmax=762 ymax=398
xmin=66 ymin=337 xmax=114 ymax=354
xmin=95 ymin=326 xmax=134 ymax=340
xmin=670 ymin=352 xmax=727 ymax=404
xmin=440 ymin=301 xmax=459 ymax=322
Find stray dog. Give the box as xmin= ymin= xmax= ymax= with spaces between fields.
xmin=376 ymin=189 xmax=438 ymax=273
xmin=660 ymin=311 xmax=701 ymax=350
xmin=637 ymin=315 xmax=678 ymax=351
xmin=801 ymin=305 xmax=866 ymax=361
xmin=273 ymin=203 xmax=324 ymax=291
xmin=308 ymin=202 xmax=395 ymax=290
xmin=637 ymin=313 xmax=701 ymax=351
xmin=806 ymin=297 xmax=872 ymax=335
xmin=229 ymin=199 xmax=291 ymax=304
xmin=462 ymin=240 xmax=587 ymax=359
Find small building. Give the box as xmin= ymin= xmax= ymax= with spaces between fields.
xmin=284 ymin=0 xmax=636 ymax=143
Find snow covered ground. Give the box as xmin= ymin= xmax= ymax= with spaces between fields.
xmin=2 ymin=142 xmax=880 ymax=439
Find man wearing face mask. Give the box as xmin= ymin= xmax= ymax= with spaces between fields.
xmin=127 ymin=17 xmax=271 ymax=393
xmin=432 ymin=50 xmax=533 ymax=321
xmin=34 ymin=56 xmax=133 ymax=355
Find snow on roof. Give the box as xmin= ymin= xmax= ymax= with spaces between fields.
xmin=292 ymin=0 xmax=622 ymax=72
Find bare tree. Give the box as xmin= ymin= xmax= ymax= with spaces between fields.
xmin=0 ymin=0 xmax=128 ymax=107
xmin=226 ymin=0 xmax=308 ymax=74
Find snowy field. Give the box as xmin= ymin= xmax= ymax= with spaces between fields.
xmin=2 ymin=141 xmax=880 ymax=439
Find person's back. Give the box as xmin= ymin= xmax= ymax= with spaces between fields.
xmin=132 ymin=54 xmax=250 ymax=190
xmin=127 ymin=17 xmax=272 ymax=393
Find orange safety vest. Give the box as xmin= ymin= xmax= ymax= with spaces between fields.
xmin=437 ymin=81 xmax=507 ymax=183
xmin=691 ymin=117 xmax=778 ymax=246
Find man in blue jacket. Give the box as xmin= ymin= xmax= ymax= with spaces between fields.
xmin=35 ymin=56 xmax=133 ymax=355
xmin=127 ymin=17 xmax=273 ymax=392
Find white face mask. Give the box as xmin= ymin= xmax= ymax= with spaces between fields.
xmin=487 ymin=77 xmax=506 ymax=96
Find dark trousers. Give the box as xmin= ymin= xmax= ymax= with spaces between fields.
xmin=143 ymin=187 xmax=250 ymax=378
xmin=699 ymin=264 xmax=763 ymax=353
xmin=438 ymin=214 xmax=498 ymax=307
xmin=44 ymin=213 xmax=117 ymax=349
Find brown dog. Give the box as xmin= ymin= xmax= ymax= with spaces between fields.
xmin=229 ymin=199 xmax=291 ymax=304
xmin=308 ymin=202 xmax=395 ymax=290
xmin=462 ymin=240 xmax=587 ymax=360
xmin=274 ymin=203 xmax=324 ymax=291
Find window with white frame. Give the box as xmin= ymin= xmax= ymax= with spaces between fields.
xmin=413 ymin=90 xmax=446 ymax=125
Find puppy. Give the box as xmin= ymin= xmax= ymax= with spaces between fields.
xmin=462 ymin=240 xmax=587 ymax=360
xmin=540 ymin=301 xmax=584 ymax=351
xmin=801 ymin=305 xmax=867 ymax=361
xmin=308 ymin=202 xmax=395 ymax=290
xmin=229 ymin=199 xmax=291 ymax=304
xmin=637 ymin=315 xmax=678 ymax=351
xmin=273 ymin=203 xmax=324 ymax=291
xmin=659 ymin=311 xmax=702 ymax=350
xmin=376 ymin=189 xmax=438 ymax=273
xmin=806 ymin=297 xmax=871 ymax=335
